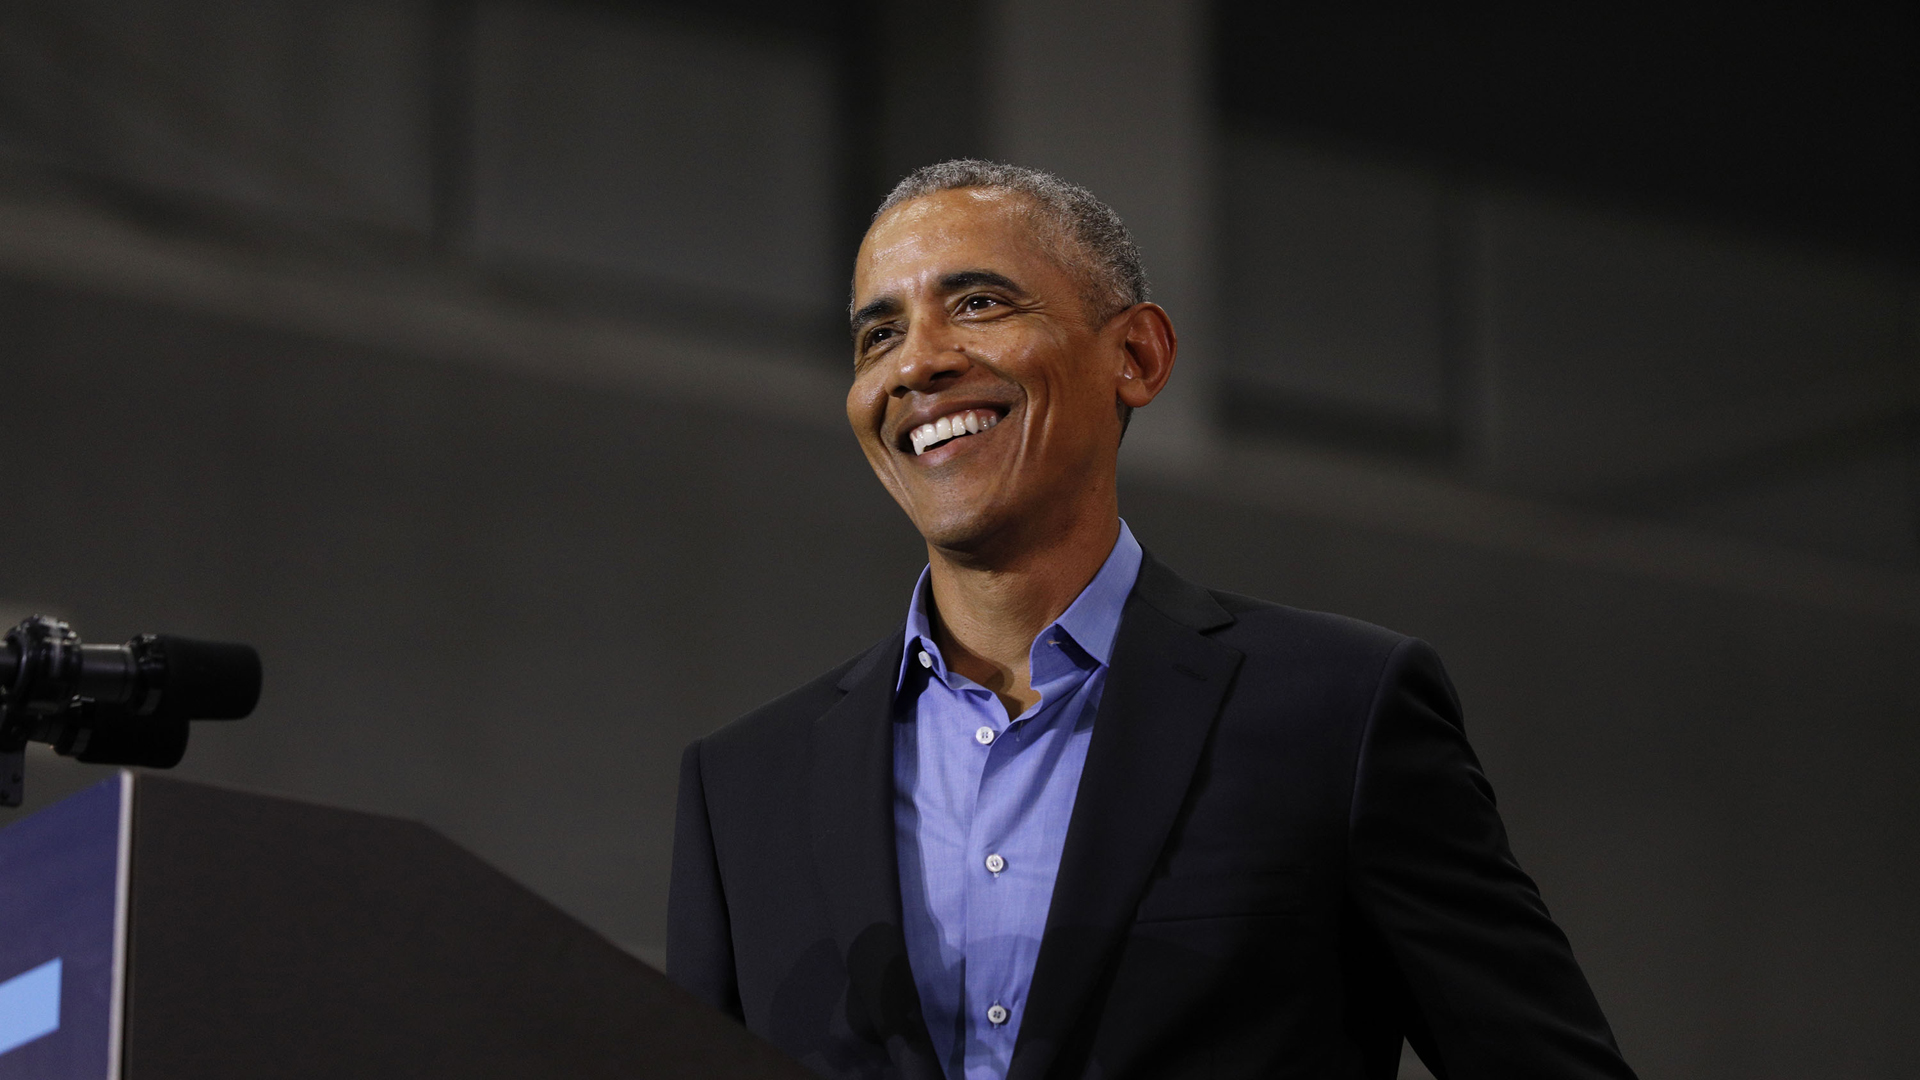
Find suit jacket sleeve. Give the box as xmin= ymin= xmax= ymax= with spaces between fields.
xmin=1348 ymin=637 xmax=1637 ymax=1079
xmin=667 ymin=740 xmax=745 ymax=1021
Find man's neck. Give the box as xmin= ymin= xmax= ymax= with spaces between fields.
xmin=924 ymin=513 xmax=1122 ymax=719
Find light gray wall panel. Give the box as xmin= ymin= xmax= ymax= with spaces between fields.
xmin=1665 ymin=441 xmax=1920 ymax=568
xmin=1222 ymin=134 xmax=1449 ymax=426
xmin=0 ymin=0 xmax=435 ymax=229
xmin=1470 ymin=196 xmax=1913 ymax=497
xmin=470 ymin=1 xmax=838 ymax=313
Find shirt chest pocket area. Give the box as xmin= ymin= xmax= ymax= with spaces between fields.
xmin=1133 ymin=860 xmax=1307 ymax=923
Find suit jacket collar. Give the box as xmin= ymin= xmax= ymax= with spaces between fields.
xmin=809 ymin=554 xmax=1240 ymax=1080
xmin=1010 ymin=553 xmax=1242 ymax=1079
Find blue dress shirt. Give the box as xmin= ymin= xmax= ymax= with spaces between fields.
xmin=893 ymin=522 xmax=1144 ymax=1080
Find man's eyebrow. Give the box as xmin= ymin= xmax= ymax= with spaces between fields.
xmin=938 ymin=269 xmax=1026 ymax=296
xmin=849 ymin=295 xmax=902 ymax=335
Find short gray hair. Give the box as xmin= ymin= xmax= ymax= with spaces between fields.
xmin=873 ymin=160 xmax=1149 ymax=323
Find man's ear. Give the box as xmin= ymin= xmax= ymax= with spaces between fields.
xmin=1116 ymin=303 xmax=1176 ymax=409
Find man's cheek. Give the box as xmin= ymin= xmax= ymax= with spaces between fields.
xmin=846 ymin=391 xmax=884 ymax=443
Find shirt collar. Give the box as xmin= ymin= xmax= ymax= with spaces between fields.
xmin=896 ymin=520 xmax=1145 ymax=693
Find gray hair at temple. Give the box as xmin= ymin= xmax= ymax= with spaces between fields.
xmin=873 ymin=160 xmax=1150 ymax=325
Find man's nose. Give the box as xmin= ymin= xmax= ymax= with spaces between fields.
xmin=890 ymin=325 xmax=971 ymax=396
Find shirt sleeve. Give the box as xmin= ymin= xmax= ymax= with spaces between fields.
xmin=1347 ymin=637 xmax=1639 ymax=1079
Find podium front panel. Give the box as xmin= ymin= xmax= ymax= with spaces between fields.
xmin=0 ymin=774 xmax=128 ymax=1080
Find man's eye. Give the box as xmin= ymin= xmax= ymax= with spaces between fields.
xmin=962 ymin=295 xmax=1000 ymax=312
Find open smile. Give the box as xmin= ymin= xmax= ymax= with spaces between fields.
xmin=905 ymin=407 xmax=1005 ymax=456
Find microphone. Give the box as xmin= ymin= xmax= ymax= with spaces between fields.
xmin=0 ymin=616 xmax=262 ymax=807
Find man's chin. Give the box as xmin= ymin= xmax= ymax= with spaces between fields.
xmin=906 ymin=503 xmax=1018 ymax=561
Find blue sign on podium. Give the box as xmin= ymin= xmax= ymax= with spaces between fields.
xmin=0 ymin=775 xmax=128 ymax=1080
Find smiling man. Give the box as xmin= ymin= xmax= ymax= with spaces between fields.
xmin=667 ymin=161 xmax=1637 ymax=1080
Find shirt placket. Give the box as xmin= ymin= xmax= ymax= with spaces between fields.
xmin=959 ymin=637 xmax=1085 ymax=1077
xmin=961 ymin=688 xmax=1023 ymax=1075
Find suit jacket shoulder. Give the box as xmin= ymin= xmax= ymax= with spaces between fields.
xmin=1206 ymin=586 xmax=1418 ymax=683
xmin=1139 ymin=562 xmax=1443 ymax=766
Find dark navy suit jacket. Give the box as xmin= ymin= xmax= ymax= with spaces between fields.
xmin=667 ymin=553 xmax=1637 ymax=1079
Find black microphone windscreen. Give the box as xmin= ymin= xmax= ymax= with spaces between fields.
xmin=155 ymin=636 xmax=262 ymax=720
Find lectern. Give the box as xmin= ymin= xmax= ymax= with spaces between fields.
xmin=0 ymin=774 xmax=811 ymax=1079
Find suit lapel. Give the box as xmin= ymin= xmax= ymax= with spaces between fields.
xmin=807 ymin=633 xmax=945 ymax=1079
xmin=1010 ymin=555 xmax=1243 ymax=1080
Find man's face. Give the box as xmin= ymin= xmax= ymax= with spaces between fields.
xmin=848 ymin=189 xmax=1128 ymax=556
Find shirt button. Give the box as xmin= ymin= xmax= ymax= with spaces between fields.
xmin=975 ymin=726 xmax=995 ymax=745
xmin=986 ymin=1003 xmax=1010 ymax=1026
xmin=917 ymin=650 xmax=932 ymax=669
xmin=984 ymin=853 xmax=1006 ymax=874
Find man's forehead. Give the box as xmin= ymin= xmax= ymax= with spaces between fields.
xmin=855 ymin=189 xmax=1045 ymax=297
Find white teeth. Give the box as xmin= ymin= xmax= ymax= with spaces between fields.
xmin=909 ymin=409 xmax=1000 ymax=455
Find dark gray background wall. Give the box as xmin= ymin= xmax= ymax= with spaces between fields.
xmin=1 ymin=2 xmax=1915 ymax=1079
